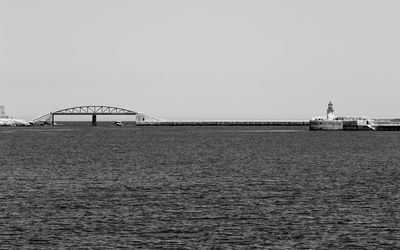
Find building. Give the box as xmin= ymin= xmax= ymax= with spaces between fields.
xmin=310 ymin=102 xmax=375 ymax=130
xmin=0 ymin=105 xmax=9 ymax=119
xmin=326 ymin=101 xmax=335 ymax=120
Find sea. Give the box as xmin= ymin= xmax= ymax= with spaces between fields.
xmin=0 ymin=124 xmax=399 ymax=249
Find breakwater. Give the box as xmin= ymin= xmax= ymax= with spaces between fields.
xmin=137 ymin=121 xmax=309 ymax=126
xmin=375 ymin=124 xmax=400 ymax=131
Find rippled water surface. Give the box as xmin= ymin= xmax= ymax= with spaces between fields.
xmin=1 ymin=126 xmax=400 ymax=249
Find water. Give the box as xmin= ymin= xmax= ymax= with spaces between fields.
xmin=0 ymin=125 xmax=399 ymax=249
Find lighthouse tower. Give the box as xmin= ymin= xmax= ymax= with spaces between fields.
xmin=0 ymin=105 xmax=9 ymax=118
xmin=326 ymin=102 xmax=335 ymax=120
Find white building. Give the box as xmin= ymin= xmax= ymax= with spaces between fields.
xmin=0 ymin=105 xmax=9 ymax=119
xmin=326 ymin=102 xmax=335 ymax=120
xmin=0 ymin=105 xmax=31 ymax=126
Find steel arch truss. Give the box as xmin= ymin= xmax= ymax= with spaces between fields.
xmin=52 ymin=106 xmax=138 ymax=115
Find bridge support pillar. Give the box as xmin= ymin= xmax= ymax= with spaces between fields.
xmin=136 ymin=113 xmax=146 ymax=124
xmin=51 ymin=114 xmax=55 ymax=126
xmin=92 ymin=115 xmax=97 ymax=126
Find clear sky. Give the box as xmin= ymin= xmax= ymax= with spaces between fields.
xmin=1 ymin=0 xmax=400 ymax=120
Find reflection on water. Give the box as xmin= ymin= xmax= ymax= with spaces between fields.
xmin=0 ymin=126 xmax=399 ymax=248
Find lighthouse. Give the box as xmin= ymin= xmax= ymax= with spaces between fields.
xmin=326 ymin=102 xmax=335 ymax=120
xmin=0 ymin=105 xmax=9 ymax=119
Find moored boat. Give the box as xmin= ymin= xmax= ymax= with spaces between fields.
xmin=113 ymin=121 xmax=123 ymax=126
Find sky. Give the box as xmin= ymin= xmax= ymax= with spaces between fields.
xmin=1 ymin=0 xmax=400 ymax=120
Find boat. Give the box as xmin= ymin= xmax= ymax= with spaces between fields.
xmin=113 ymin=121 xmax=123 ymax=126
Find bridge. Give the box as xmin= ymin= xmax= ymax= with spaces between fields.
xmin=31 ymin=105 xmax=309 ymax=127
xmin=31 ymin=105 xmax=163 ymax=125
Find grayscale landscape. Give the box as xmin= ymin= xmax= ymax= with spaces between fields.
xmin=1 ymin=1 xmax=400 ymax=249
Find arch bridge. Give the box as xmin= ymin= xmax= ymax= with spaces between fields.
xmin=32 ymin=105 xmax=163 ymax=125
